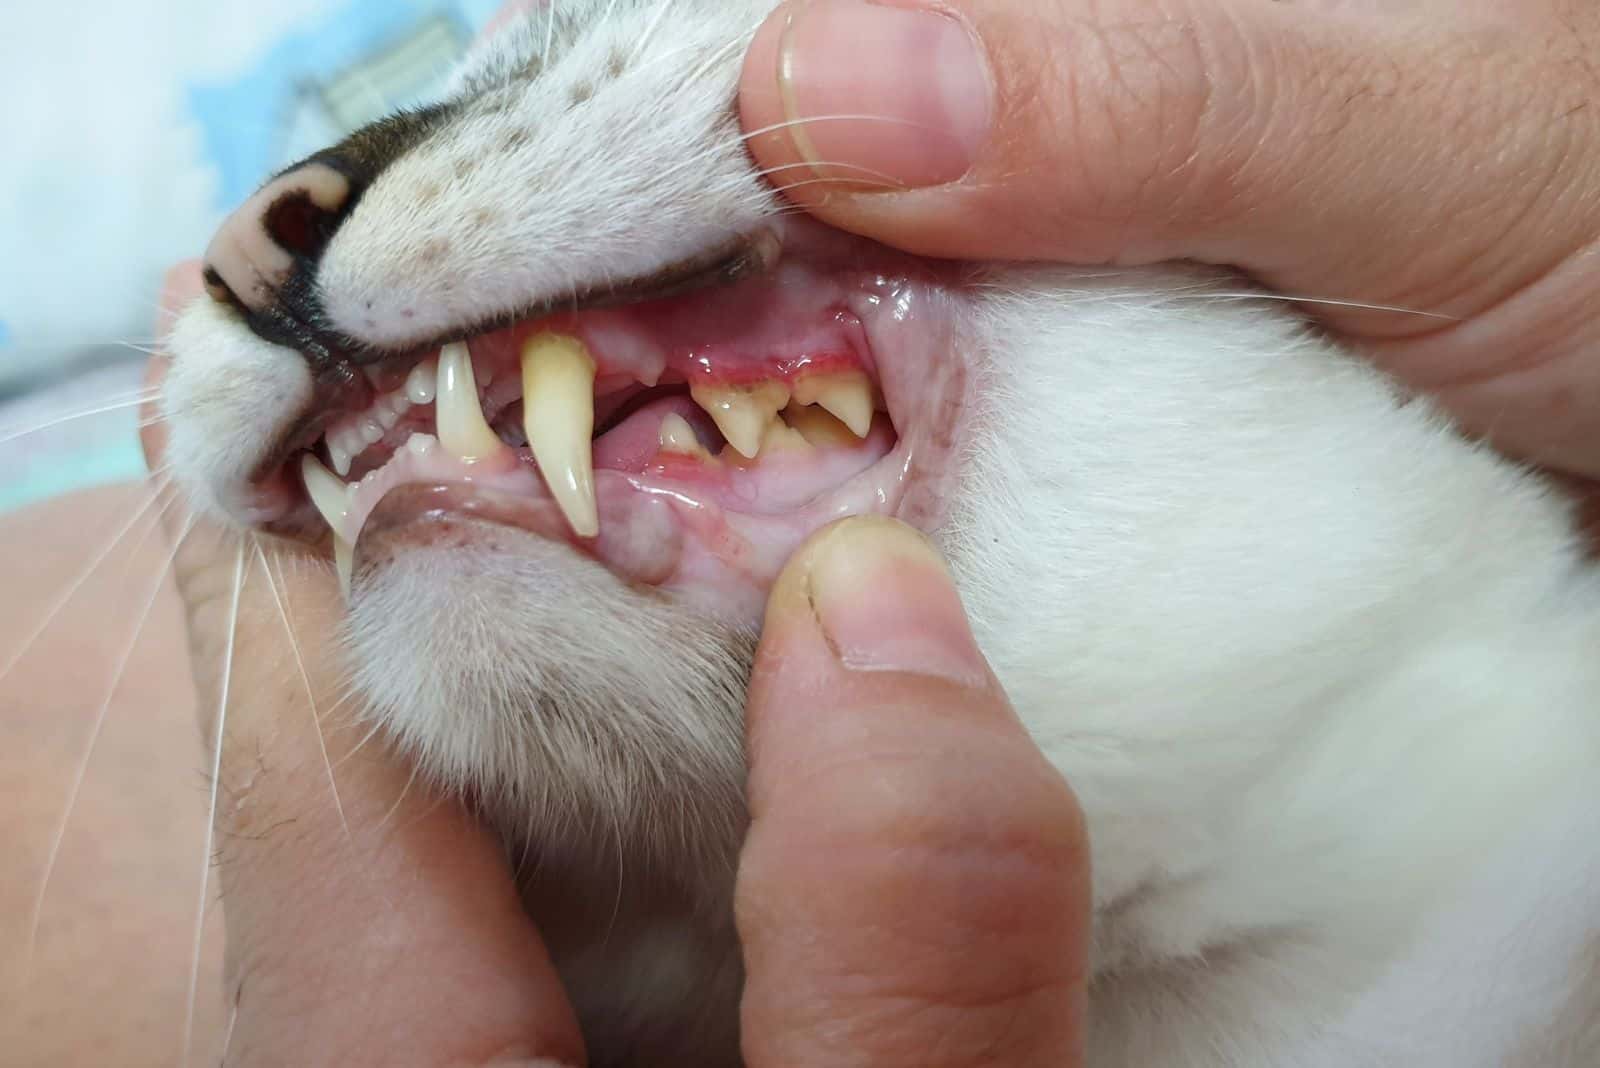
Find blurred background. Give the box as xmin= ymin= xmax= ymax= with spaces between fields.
xmin=0 ymin=0 xmax=506 ymax=513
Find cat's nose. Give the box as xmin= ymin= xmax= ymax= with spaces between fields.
xmin=201 ymin=162 xmax=354 ymax=314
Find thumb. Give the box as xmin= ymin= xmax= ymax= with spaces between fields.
xmin=739 ymin=0 xmax=1595 ymax=338
xmin=738 ymin=517 xmax=1090 ymax=1068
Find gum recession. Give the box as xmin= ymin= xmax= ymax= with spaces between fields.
xmin=265 ymin=223 xmax=970 ymax=619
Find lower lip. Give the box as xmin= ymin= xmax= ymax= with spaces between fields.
xmin=361 ymin=480 xmax=686 ymax=588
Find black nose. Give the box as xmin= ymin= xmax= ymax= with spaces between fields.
xmin=199 ymin=103 xmax=456 ymax=362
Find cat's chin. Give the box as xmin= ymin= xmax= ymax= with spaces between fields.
xmin=342 ymin=497 xmax=754 ymax=867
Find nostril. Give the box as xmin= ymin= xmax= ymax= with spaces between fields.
xmin=202 ymin=162 xmax=354 ymax=312
xmin=262 ymin=166 xmax=351 ymax=258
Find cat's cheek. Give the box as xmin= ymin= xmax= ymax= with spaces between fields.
xmin=162 ymin=299 xmax=314 ymax=524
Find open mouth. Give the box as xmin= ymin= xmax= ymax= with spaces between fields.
xmin=264 ymin=221 xmax=967 ymax=619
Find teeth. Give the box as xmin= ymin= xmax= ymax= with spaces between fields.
xmin=360 ymin=417 xmax=385 ymax=445
xmin=758 ymin=419 xmax=810 ymax=455
xmin=406 ymin=359 xmax=438 ymax=405
xmin=791 ymin=371 xmax=875 ymax=438
xmin=783 ymin=404 xmax=859 ymax=448
xmin=657 ymin=412 xmax=706 ymax=456
xmin=689 ymin=381 xmax=790 ymax=460
xmin=520 ymin=333 xmax=599 ymax=538
xmin=301 ymin=454 xmax=352 ymax=538
xmin=657 ymin=412 xmax=721 ymax=462
xmin=334 ymin=536 xmax=354 ymax=599
xmin=405 ymin=432 xmax=438 ymax=456
xmin=435 ymin=342 xmax=506 ymax=464
xmin=328 ymin=439 xmax=354 ymax=478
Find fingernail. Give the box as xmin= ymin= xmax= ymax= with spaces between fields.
xmin=774 ymin=0 xmax=993 ymax=189
xmin=805 ymin=517 xmax=987 ymax=684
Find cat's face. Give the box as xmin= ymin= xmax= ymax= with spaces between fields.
xmin=161 ymin=0 xmax=979 ymax=862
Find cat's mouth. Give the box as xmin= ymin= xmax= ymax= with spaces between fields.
xmin=257 ymin=223 xmax=968 ymax=619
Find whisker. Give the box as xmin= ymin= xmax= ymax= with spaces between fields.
xmin=752 ymin=159 xmax=907 ymax=186
xmin=374 ymin=760 xmax=422 ymax=836
xmin=740 ymin=113 xmax=943 ymax=144
xmin=0 ymin=396 xmax=161 ymax=448
xmin=0 ymin=485 xmax=166 ymax=689
xmin=543 ymin=0 xmax=558 ymax=65
xmin=257 ymin=544 xmax=349 ymax=836
xmin=764 ymin=176 xmax=905 ymax=195
xmin=1176 ymin=291 xmax=1460 ymax=321
xmin=630 ymin=0 xmax=683 ymax=64
xmin=182 ymin=541 xmax=245 ymax=1068
xmin=217 ymin=999 xmax=239 ymax=1066
xmin=20 ymin=513 xmax=195 ymax=985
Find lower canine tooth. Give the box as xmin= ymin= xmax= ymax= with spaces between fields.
xmin=301 ymin=454 xmax=351 ymax=539
xmin=521 ymin=333 xmax=599 ymax=538
xmin=436 ymin=342 xmax=505 ymax=463
xmin=690 ymin=381 xmax=790 ymax=460
xmin=792 ymin=371 xmax=875 ymax=438
xmin=334 ymin=536 xmax=354 ymax=599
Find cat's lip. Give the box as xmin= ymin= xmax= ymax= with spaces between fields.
xmin=344 ymin=413 xmax=908 ymax=620
xmin=359 ymin=482 xmax=684 ymax=589
xmin=257 ymin=223 xmax=972 ymax=617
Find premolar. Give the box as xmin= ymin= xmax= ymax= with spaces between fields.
xmin=783 ymin=403 xmax=861 ymax=448
xmin=658 ymin=412 xmax=707 ymax=456
xmin=521 ymin=333 xmax=600 ymax=538
xmin=791 ymin=371 xmax=876 ymax=438
xmin=689 ymin=381 xmax=790 ymax=460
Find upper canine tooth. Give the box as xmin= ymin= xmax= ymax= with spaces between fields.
xmin=301 ymin=453 xmax=352 ymax=539
xmin=791 ymin=371 xmax=875 ymax=438
xmin=521 ymin=333 xmax=599 ymax=538
xmin=689 ymin=381 xmax=790 ymax=460
xmin=436 ymin=342 xmax=505 ymax=463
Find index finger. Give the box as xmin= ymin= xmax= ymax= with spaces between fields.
xmin=148 ymin=270 xmax=586 ymax=1067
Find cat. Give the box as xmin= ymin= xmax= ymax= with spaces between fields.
xmin=159 ymin=1 xmax=1600 ymax=1063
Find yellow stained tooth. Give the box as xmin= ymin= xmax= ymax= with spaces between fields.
xmin=301 ymin=453 xmax=351 ymax=537
xmin=334 ymin=536 xmax=354 ymax=600
xmin=658 ymin=412 xmax=712 ymax=458
xmin=521 ymin=332 xmax=599 ymax=538
xmin=724 ymin=419 xmax=812 ymax=468
xmin=792 ymin=371 xmax=875 ymax=438
xmin=759 ymin=419 xmax=810 ymax=455
xmin=689 ymin=381 xmax=790 ymax=460
xmin=436 ymin=341 xmax=505 ymax=463
xmin=783 ymin=404 xmax=858 ymax=448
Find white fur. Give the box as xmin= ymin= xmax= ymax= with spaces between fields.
xmin=161 ymin=1 xmax=1600 ymax=1063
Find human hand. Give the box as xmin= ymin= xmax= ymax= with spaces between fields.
xmin=143 ymin=266 xmax=1088 ymax=1066
xmin=738 ymin=0 xmax=1600 ymax=482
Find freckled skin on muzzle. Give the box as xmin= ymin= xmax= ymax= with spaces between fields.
xmin=202 ymin=106 xmax=456 ymax=362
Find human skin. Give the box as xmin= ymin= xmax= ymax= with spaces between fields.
xmin=739 ymin=0 xmax=1600 ymax=482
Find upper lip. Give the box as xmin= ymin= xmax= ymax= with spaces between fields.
xmin=248 ymin=230 xmax=784 ymax=486
xmin=234 ymin=218 xmax=967 ymax=618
